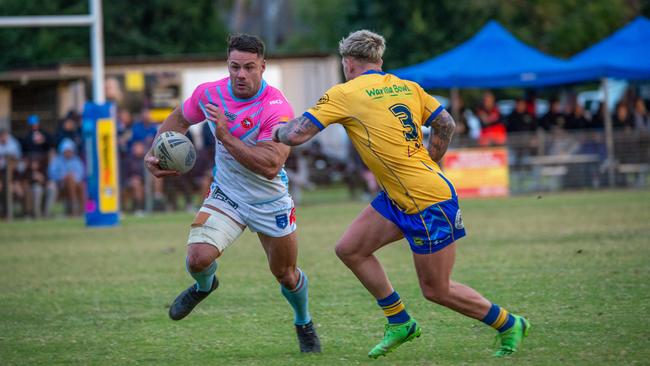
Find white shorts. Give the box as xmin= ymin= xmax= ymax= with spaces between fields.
xmin=201 ymin=184 xmax=297 ymax=237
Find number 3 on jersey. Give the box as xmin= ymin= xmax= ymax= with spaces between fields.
xmin=389 ymin=104 xmax=418 ymax=141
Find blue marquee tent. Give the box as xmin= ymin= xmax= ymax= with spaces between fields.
xmin=569 ymin=16 xmax=650 ymax=81
xmin=391 ymin=21 xmax=588 ymax=88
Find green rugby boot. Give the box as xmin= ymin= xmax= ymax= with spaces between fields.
xmin=368 ymin=318 xmax=422 ymax=359
xmin=494 ymin=315 xmax=530 ymax=357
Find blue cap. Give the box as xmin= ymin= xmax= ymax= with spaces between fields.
xmin=27 ymin=114 xmax=40 ymax=126
xmin=58 ymin=138 xmax=76 ymax=154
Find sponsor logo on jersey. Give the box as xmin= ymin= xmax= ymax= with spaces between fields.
xmin=317 ymin=93 xmax=329 ymax=104
xmin=455 ymin=209 xmax=464 ymax=230
xmin=211 ymin=186 xmax=239 ymax=209
xmin=275 ymin=213 xmax=288 ymax=229
xmin=241 ymin=116 xmax=254 ymax=129
xmin=269 ymin=99 xmax=283 ymax=105
xmin=224 ymin=110 xmax=237 ymax=121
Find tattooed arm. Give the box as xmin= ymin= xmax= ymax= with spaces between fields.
xmin=427 ymin=109 xmax=456 ymax=164
xmin=272 ymin=116 xmax=321 ymax=146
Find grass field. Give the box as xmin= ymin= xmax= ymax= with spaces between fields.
xmin=1 ymin=189 xmax=649 ymax=365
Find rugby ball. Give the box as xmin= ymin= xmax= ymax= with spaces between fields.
xmin=153 ymin=131 xmax=196 ymax=174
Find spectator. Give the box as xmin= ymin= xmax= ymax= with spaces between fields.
xmin=117 ymin=108 xmax=135 ymax=155
xmin=48 ymin=138 xmax=85 ymax=216
xmin=0 ymin=128 xmax=22 ymax=217
xmin=505 ymin=98 xmax=536 ymax=133
xmin=196 ymin=121 xmax=216 ymax=196
xmin=565 ymin=103 xmax=589 ymax=130
xmin=633 ymin=97 xmax=649 ymax=132
xmin=22 ymin=115 xmax=54 ymax=217
xmin=612 ymin=102 xmax=634 ymax=130
xmin=55 ymin=111 xmax=82 ymax=154
xmin=476 ymin=91 xmax=506 ymax=146
xmin=121 ymin=140 xmax=146 ymax=214
xmin=590 ymin=103 xmax=606 ymax=130
xmin=163 ymin=131 xmax=197 ymax=212
xmin=540 ymin=97 xmax=566 ymax=130
xmin=130 ymin=108 xmax=158 ymax=147
xmin=285 ymin=148 xmax=313 ymax=205
xmin=130 ymin=108 xmax=162 ymax=207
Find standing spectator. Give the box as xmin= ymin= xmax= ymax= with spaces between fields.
xmin=55 ymin=111 xmax=83 ymax=154
xmin=48 ymin=138 xmax=85 ymax=216
xmin=505 ymin=98 xmax=536 ymax=133
xmin=632 ymin=97 xmax=649 ymax=132
xmin=540 ymin=97 xmax=566 ymax=130
xmin=565 ymin=103 xmax=589 ymax=130
xmin=117 ymin=108 xmax=135 ymax=155
xmin=121 ymin=140 xmax=146 ymax=214
xmin=285 ymin=148 xmax=313 ymax=205
xmin=131 ymin=108 xmax=159 ymax=147
xmin=476 ymin=91 xmax=506 ymax=146
xmin=612 ymin=102 xmax=634 ymax=130
xmin=0 ymin=128 xmax=22 ymax=218
xmin=130 ymin=108 xmax=163 ymax=208
xmin=590 ymin=103 xmax=606 ymax=130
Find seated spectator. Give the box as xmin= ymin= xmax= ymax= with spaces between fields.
xmin=476 ymin=91 xmax=506 ymax=146
xmin=23 ymin=114 xmax=54 ymax=159
xmin=48 ymin=138 xmax=85 ymax=216
xmin=0 ymin=128 xmax=22 ymax=218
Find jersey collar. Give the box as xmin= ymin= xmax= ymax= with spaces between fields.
xmin=227 ymin=79 xmax=267 ymax=102
xmin=361 ymin=69 xmax=386 ymax=76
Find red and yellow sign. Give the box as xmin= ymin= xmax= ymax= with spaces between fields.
xmin=96 ymin=118 xmax=119 ymax=212
xmin=442 ymin=147 xmax=509 ymax=198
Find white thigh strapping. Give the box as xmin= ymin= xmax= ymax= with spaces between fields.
xmin=187 ymin=206 xmax=244 ymax=253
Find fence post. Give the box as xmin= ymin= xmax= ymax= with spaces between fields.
xmin=602 ymin=78 xmax=616 ymax=186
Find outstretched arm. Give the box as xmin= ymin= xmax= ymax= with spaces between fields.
xmin=427 ymin=109 xmax=455 ymax=164
xmin=272 ymin=115 xmax=321 ymax=146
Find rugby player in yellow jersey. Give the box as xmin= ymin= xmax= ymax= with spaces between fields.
xmin=271 ymin=30 xmax=530 ymax=359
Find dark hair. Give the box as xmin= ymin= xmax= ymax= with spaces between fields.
xmin=227 ymin=33 xmax=265 ymax=57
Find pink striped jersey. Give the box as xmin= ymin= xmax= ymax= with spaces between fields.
xmin=182 ymin=77 xmax=294 ymax=204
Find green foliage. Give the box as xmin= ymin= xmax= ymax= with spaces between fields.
xmin=0 ymin=189 xmax=649 ymax=365
xmin=0 ymin=0 xmax=227 ymax=71
xmin=339 ymin=0 xmax=646 ymax=69
xmin=0 ymin=0 xmax=648 ymax=71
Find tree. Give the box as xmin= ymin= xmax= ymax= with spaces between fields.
xmin=0 ymin=0 xmax=228 ymax=71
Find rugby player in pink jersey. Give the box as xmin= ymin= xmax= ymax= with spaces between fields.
xmin=145 ymin=34 xmax=320 ymax=353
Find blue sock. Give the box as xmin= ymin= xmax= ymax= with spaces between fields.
xmin=281 ymin=268 xmax=311 ymax=326
xmin=187 ymin=259 xmax=217 ymax=292
xmin=481 ymin=303 xmax=516 ymax=333
xmin=377 ymin=291 xmax=411 ymax=324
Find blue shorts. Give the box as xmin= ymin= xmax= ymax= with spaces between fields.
xmin=371 ymin=191 xmax=466 ymax=255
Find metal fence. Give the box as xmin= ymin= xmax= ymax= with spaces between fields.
xmin=464 ymin=129 xmax=650 ymax=194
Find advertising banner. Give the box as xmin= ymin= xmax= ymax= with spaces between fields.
xmin=442 ymin=147 xmax=509 ymax=198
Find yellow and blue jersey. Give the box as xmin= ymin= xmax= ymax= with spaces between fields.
xmin=304 ymin=70 xmax=453 ymax=214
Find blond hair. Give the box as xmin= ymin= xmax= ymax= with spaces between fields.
xmin=338 ymin=30 xmax=385 ymax=63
